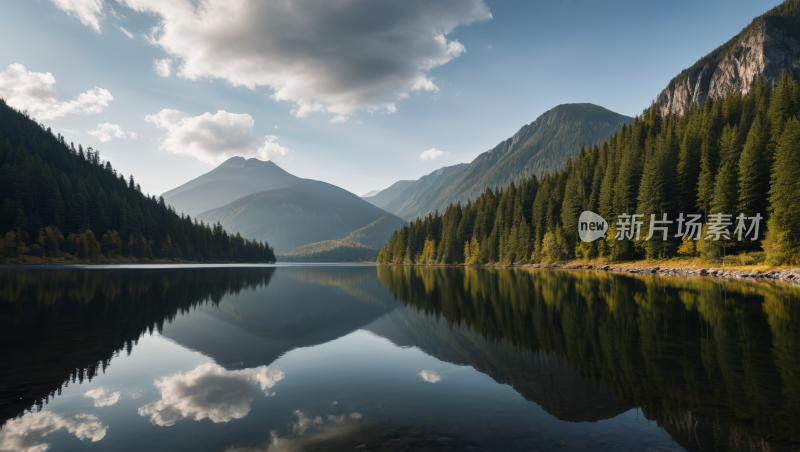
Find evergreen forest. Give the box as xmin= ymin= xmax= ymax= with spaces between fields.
xmin=0 ymin=99 xmax=276 ymax=263
xmin=378 ymin=71 xmax=800 ymax=266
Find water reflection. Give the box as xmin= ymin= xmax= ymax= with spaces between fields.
xmin=83 ymin=387 xmax=121 ymax=407
xmin=0 ymin=411 xmax=107 ymax=452
xmin=1 ymin=265 xmax=798 ymax=451
xmin=138 ymin=363 xmax=284 ymax=426
xmin=0 ymin=266 xmax=276 ymax=424
xmin=376 ymin=266 xmax=800 ymax=450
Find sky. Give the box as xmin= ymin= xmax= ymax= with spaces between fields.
xmin=0 ymin=0 xmax=784 ymax=198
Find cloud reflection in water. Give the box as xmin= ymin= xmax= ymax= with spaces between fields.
xmin=83 ymin=387 xmax=121 ymax=407
xmin=138 ymin=363 xmax=284 ymax=426
xmin=418 ymin=370 xmax=441 ymax=383
xmin=0 ymin=411 xmax=107 ymax=452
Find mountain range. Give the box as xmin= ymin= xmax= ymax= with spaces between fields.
xmin=367 ymin=103 xmax=633 ymax=221
xmin=163 ymin=157 xmax=406 ymax=255
xmin=160 ymin=1 xmax=800 ymax=260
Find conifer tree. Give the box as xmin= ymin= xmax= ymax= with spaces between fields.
xmin=766 ymin=117 xmax=800 ymax=263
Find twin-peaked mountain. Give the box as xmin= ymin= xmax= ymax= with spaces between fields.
xmin=365 ymin=104 xmax=633 ymax=221
xmin=162 ymin=157 xmax=405 ymax=256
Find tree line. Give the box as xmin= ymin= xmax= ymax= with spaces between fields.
xmin=0 ymin=99 xmax=276 ymax=263
xmin=378 ymin=71 xmax=800 ymax=265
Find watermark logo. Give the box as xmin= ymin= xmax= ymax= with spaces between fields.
xmin=576 ymin=212 xmax=763 ymax=242
xmin=579 ymin=211 xmax=608 ymax=242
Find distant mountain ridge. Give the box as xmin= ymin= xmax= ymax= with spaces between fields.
xmin=164 ymin=157 xmax=405 ymax=256
xmin=657 ymin=0 xmax=800 ymax=116
xmin=384 ymin=103 xmax=632 ymax=221
xmin=361 ymin=180 xmax=415 ymax=208
xmin=163 ymin=157 xmax=310 ymax=218
xmin=383 ymin=164 xmax=470 ymax=220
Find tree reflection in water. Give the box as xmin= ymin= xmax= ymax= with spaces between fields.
xmin=376 ymin=266 xmax=800 ymax=450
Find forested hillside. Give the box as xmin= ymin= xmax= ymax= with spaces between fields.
xmin=0 ymin=100 xmax=275 ymax=262
xmin=378 ymin=72 xmax=800 ymax=266
xmin=384 ymin=104 xmax=631 ymax=221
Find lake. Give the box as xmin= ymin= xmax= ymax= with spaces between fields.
xmin=1 ymin=265 xmax=798 ymax=452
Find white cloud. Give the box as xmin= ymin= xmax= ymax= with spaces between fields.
xmin=0 ymin=411 xmax=107 ymax=452
xmin=88 ymin=123 xmax=135 ymax=142
xmin=153 ymin=58 xmax=172 ymax=78
xmin=50 ymin=0 xmax=105 ymax=32
xmin=418 ymin=148 xmax=444 ymax=161
xmin=137 ymin=363 xmax=284 ymax=426
xmin=146 ymin=109 xmax=290 ymax=164
xmin=329 ymin=115 xmax=347 ymax=124
xmin=487 ymin=45 xmax=492 ymax=49
xmin=418 ymin=370 xmax=441 ymax=383
xmin=112 ymin=0 xmax=490 ymax=118
xmin=116 ymin=25 xmax=134 ymax=39
xmin=84 ymin=387 xmax=122 ymax=407
xmin=0 ymin=64 xmax=113 ymax=120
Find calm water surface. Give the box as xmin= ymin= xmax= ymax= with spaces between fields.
xmin=1 ymin=265 xmax=799 ymax=452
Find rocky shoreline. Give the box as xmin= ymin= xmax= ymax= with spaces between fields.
xmin=525 ymin=263 xmax=800 ymax=285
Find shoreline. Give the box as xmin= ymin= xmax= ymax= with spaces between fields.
xmin=378 ymin=260 xmax=800 ymax=286
xmin=523 ymin=262 xmax=800 ymax=285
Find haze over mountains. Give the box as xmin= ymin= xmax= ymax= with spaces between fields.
xmin=161 ymin=103 xmax=632 ymax=258
xmin=367 ymin=103 xmax=633 ymax=221
xmin=162 ymin=157 xmax=405 ymax=255
xmin=361 ymin=180 xmax=414 ymax=209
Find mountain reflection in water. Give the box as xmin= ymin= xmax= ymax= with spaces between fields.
xmin=0 ymin=265 xmax=798 ymax=452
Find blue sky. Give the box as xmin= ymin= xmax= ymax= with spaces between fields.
xmin=0 ymin=0 xmax=783 ymax=197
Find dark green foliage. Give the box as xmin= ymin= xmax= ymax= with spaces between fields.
xmin=0 ymin=100 xmax=275 ymax=263
xmin=379 ymin=72 xmax=800 ymax=265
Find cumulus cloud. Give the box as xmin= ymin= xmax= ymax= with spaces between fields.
xmin=329 ymin=115 xmax=347 ymax=124
xmin=418 ymin=370 xmax=441 ymax=383
xmin=0 ymin=64 xmax=113 ymax=120
xmin=418 ymin=148 xmax=444 ymax=161
xmin=137 ymin=363 xmax=284 ymax=426
xmin=84 ymin=387 xmax=122 ymax=407
xmin=146 ymin=109 xmax=290 ymax=164
xmin=50 ymin=0 xmax=105 ymax=32
xmin=153 ymin=58 xmax=172 ymax=78
xmin=112 ymin=0 xmax=490 ymax=118
xmin=0 ymin=411 xmax=107 ymax=452
xmin=116 ymin=25 xmax=134 ymax=39
xmin=88 ymin=123 xmax=136 ymax=142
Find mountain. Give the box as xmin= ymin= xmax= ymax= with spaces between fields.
xmin=384 ymin=104 xmax=632 ymax=221
xmin=361 ymin=180 xmax=414 ymax=208
xmin=163 ymin=157 xmax=307 ymax=218
xmin=280 ymin=215 xmax=401 ymax=262
xmin=382 ymin=164 xmax=470 ymax=220
xmin=163 ymin=157 xmax=405 ymax=256
xmin=658 ymin=0 xmax=800 ymax=116
xmin=197 ymin=188 xmax=405 ymax=255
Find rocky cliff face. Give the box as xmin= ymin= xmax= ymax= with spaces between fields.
xmin=658 ymin=15 xmax=800 ymax=116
